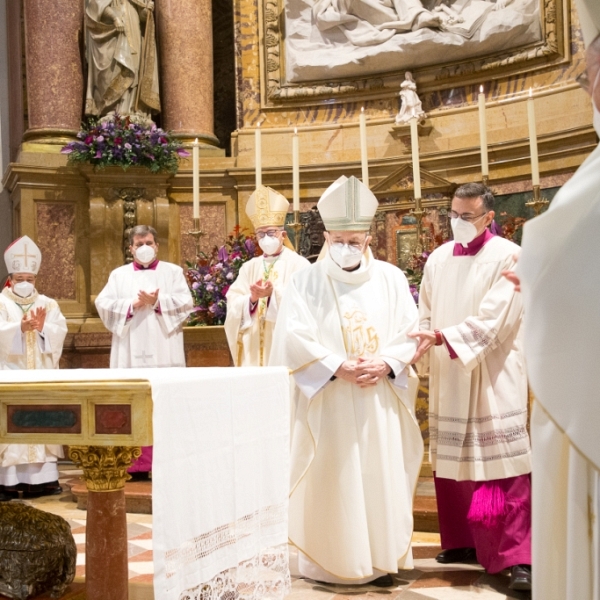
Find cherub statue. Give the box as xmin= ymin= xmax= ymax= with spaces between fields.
xmin=395 ymin=72 xmax=427 ymax=125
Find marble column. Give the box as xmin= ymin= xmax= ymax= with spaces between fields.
xmin=69 ymin=446 xmax=141 ymax=600
xmin=157 ymin=0 xmax=219 ymax=147
xmin=23 ymin=0 xmax=83 ymax=143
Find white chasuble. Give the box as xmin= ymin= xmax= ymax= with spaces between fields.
xmin=270 ymin=250 xmax=423 ymax=582
xmin=0 ymin=288 xmax=67 ymax=477
xmin=225 ymin=248 xmax=310 ymax=366
xmin=419 ymin=237 xmax=531 ymax=482
xmin=519 ymin=143 xmax=600 ymax=600
xmin=95 ymin=262 xmax=193 ymax=368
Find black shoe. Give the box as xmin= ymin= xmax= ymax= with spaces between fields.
xmin=128 ymin=472 xmax=150 ymax=482
xmin=370 ymin=574 xmax=395 ymax=588
xmin=436 ymin=547 xmax=477 ymax=564
xmin=22 ymin=481 xmax=63 ymax=499
xmin=508 ymin=564 xmax=531 ymax=591
xmin=0 ymin=492 xmax=13 ymax=502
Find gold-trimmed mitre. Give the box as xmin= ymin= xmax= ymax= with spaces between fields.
xmin=246 ymin=185 xmax=290 ymax=230
xmin=317 ymin=176 xmax=378 ymax=231
xmin=4 ymin=236 xmax=42 ymax=275
xmin=575 ymin=0 xmax=600 ymax=47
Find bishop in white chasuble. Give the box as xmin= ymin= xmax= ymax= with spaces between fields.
xmin=225 ymin=186 xmax=309 ymax=366
xmin=0 ymin=236 xmax=67 ymax=496
xmin=270 ymin=176 xmax=423 ymax=585
xmin=414 ymin=183 xmax=531 ymax=588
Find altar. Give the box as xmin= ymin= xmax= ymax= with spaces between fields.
xmin=0 ymin=367 xmax=291 ymax=600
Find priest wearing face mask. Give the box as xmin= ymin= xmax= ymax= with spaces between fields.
xmin=224 ymin=186 xmax=309 ymax=367
xmin=269 ymin=176 xmax=423 ymax=586
xmin=409 ymin=183 xmax=531 ymax=591
xmin=0 ymin=236 xmax=68 ymax=500
xmin=95 ymin=225 xmax=193 ymax=477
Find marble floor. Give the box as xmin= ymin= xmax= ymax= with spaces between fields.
xmin=14 ymin=464 xmax=530 ymax=600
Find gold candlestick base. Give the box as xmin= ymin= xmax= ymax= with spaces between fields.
xmin=289 ymin=210 xmax=303 ymax=253
xmin=482 ymin=175 xmax=490 ymax=187
xmin=187 ymin=217 xmax=205 ymax=261
xmin=525 ymin=185 xmax=549 ymax=216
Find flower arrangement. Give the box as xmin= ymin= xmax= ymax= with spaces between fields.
xmin=60 ymin=112 xmax=189 ymax=174
xmin=186 ymin=227 xmax=260 ymax=326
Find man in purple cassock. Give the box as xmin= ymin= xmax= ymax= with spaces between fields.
xmin=409 ymin=183 xmax=531 ymax=591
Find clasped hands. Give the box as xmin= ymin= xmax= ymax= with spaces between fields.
xmin=132 ymin=289 xmax=159 ymax=310
xmin=250 ymin=280 xmax=273 ymax=303
xmin=334 ymin=357 xmax=391 ymax=388
xmin=21 ymin=307 xmax=46 ymax=333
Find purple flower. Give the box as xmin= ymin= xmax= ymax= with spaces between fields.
xmin=244 ymin=239 xmax=256 ymax=254
xmin=226 ymin=272 xmax=234 ymax=280
xmin=218 ymin=246 xmax=229 ymax=262
xmin=95 ymin=150 xmax=102 ymax=158
xmin=206 ymin=284 xmax=214 ymax=292
xmin=203 ymin=274 xmax=212 ymax=282
xmin=124 ymin=143 xmax=132 ymax=150
xmin=177 ymin=148 xmax=191 ymax=157
xmin=60 ymin=145 xmax=74 ymax=154
xmin=209 ymin=304 xmax=217 ymax=314
xmin=96 ymin=135 xmax=104 ymax=142
xmin=192 ymin=282 xmax=200 ymax=290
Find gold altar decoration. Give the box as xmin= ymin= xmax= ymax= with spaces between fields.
xmin=69 ymin=446 xmax=142 ymax=492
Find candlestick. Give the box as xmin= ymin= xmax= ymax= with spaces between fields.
xmin=292 ymin=127 xmax=300 ymax=211
xmin=410 ymin=117 xmax=421 ymax=200
xmin=255 ymin=122 xmax=262 ymax=188
xmin=290 ymin=210 xmax=303 ymax=253
xmin=528 ymin=88 xmax=540 ymax=187
xmin=360 ymin=107 xmax=369 ymax=188
xmin=525 ymin=185 xmax=549 ymax=216
xmin=187 ymin=218 xmax=205 ymax=261
xmin=192 ymin=138 xmax=200 ymax=219
xmin=478 ymin=85 xmax=489 ymax=179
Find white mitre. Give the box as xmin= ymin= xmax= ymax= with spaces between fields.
xmin=246 ymin=185 xmax=289 ymax=230
xmin=318 ymin=176 xmax=378 ymax=231
xmin=575 ymin=0 xmax=600 ymax=47
xmin=4 ymin=236 xmax=42 ymax=275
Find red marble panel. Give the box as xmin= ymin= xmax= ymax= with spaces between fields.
xmin=36 ymin=202 xmax=76 ymax=300
xmin=180 ymin=203 xmax=228 ymax=266
xmin=95 ymin=404 xmax=132 ymax=435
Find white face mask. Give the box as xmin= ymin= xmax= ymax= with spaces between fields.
xmin=13 ymin=281 xmax=35 ymax=298
xmin=258 ymin=235 xmax=282 ymax=255
xmin=135 ymin=244 xmax=156 ymax=265
xmin=329 ymin=243 xmax=364 ymax=269
xmin=592 ymin=69 xmax=600 ymax=138
xmin=450 ymin=217 xmax=479 ymax=246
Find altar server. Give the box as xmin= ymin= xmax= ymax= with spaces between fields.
xmin=270 ymin=176 xmax=423 ymax=586
xmin=225 ymin=186 xmax=309 ymax=366
xmin=96 ymin=225 xmax=193 ymax=476
xmin=517 ymin=5 xmax=600 ymax=597
xmin=0 ymin=236 xmax=68 ymax=499
xmin=410 ymin=183 xmax=531 ymax=591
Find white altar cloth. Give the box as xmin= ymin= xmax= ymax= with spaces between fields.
xmin=0 ymin=367 xmax=291 ymax=600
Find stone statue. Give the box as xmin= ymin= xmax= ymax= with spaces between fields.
xmin=312 ymin=0 xmax=441 ymax=46
xmin=395 ymin=72 xmax=427 ymax=124
xmin=84 ymin=0 xmax=161 ymax=118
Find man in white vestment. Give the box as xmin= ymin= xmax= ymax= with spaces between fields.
xmin=410 ymin=183 xmax=531 ymax=591
xmin=96 ymin=224 xmax=193 ymax=476
xmin=270 ymin=176 xmax=423 ymax=587
xmin=225 ymin=186 xmax=309 ymax=366
xmin=0 ymin=236 xmax=67 ymax=500
xmin=514 ymin=4 xmax=600 ymax=596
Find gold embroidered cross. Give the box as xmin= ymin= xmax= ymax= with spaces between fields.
xmin=13 ymin=244 xmax=36 ymax=268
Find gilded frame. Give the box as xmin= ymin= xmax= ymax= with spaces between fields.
xmin=261 ymin=0 xmax=569 ymax=105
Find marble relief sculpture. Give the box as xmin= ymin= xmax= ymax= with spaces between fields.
xmin=395 ymin=72 xmax=426 ymax=124
xmin=285 ymin=0 xmax=541 ymax=83
xmin=84 ymin=0 xmax=161 ymax=118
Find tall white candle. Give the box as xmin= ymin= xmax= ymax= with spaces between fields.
xmin=292 ymin=127 xmax=300 ymax=211
xmin=255 ymin=122 xmax=262 ymax=188
xmin=192 ymin=138 xmax=200 ymax=219
xmin=359 ymin=107 xmax=369 ymax=188
xmin=528 ymin=88 xmax=540 ymax=187
xmin=410 ymin=117 xmax=421 ymax=201
xmin=478 ymin=85 xmax=489 ymax=178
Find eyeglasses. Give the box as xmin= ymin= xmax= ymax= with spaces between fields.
xmin=576 ymin=71 xmax=591 ymax=95
xmin=256 ymin=230 xmax=281 ymax=239
xmin=449 ymin=211 xmax=488 ymax=222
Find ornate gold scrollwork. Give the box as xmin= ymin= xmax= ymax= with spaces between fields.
xmin=69 ymin=446 xmax=142 ymax=491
